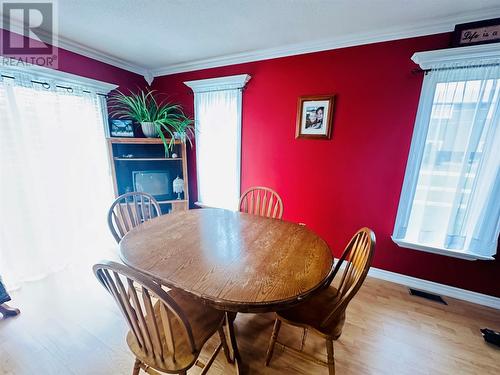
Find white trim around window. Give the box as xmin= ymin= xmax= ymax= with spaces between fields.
xmin=184 ymin=74 xmax=251 ymax=211
xmin=184 ymin=74 xmax=251 ymax=93
xmin=391 ymin=239 xmax=495 ymax=261
xmin=1 ymin=57 xmax=118 ymax=94
xmin=412 ymin=43 xmax=500 ymax=69
xmin=393 ymin=44 xmax=500 ymax=261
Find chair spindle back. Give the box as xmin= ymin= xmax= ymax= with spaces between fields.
xmin=107 ymin=192 xmax=161 ymax=243
xmin=239 ymin=186 xmax=283 ymax=219
xmin=93 ymin=261 xmax=196 ymax=363
xmin=321 ymin=228 xmax=376 ymax=327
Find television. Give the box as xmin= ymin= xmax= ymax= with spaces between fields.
xmin=132 ymin=170 xmax=171 ymax=201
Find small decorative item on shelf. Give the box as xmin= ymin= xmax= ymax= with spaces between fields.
xmin=173 ymin=176 xmax=184 ymax=200
xmin=171 ymin=153 xmax=178 ymax=158
xmin=109 ymin=119 xmax=134 ymax=137
xmin=173 ymin=131 xmax=188 ymax=141
xmin=108 ymin=89 xmax=195 ymax=155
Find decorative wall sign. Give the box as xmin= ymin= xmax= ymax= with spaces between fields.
xmin=295 ymin=95 xmax=335 ymax=139
xmin=109 ymin=119 xmax=134 ymax=137
xmin=452 ymin=18 xmax=500 ymax=47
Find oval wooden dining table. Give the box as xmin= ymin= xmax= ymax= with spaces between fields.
xmin=119 ymin=208 xmax=333 ymax=370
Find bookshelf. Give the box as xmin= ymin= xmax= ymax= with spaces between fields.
xmin=107 ymin=138 xmax=189 ymax=213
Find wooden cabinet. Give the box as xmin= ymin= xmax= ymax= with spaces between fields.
xmin=107 ymin=138 xmax=189 ymax=214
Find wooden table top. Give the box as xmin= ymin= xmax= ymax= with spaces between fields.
xmin=119 ymin=209 xmax=333 ymax=312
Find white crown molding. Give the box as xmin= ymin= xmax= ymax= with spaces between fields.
xmin=184 ymin=74 xmax=251 ymax=92
xmin=151 ymin=7 xmax=500 ymax=77
xmin=334 ymin=258 xmax=500 ymax=309
xmin=56 ymin=34 xmax=150 ymax=78
xmin=412 ymin=43 xmax=500 ymax=69
xmin=4 ymin=7 xmax=500 ymax=81
xmin=143 ymin=71 xmax=154 ymax=86
xmin=2 ymin=17 xmax=150 ymax=80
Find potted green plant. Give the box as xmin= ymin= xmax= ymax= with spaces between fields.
xmin=108 ymin=89 xmax=194 ymax=155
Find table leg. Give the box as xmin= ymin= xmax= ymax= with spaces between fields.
xmin=224 ymin=311 xmax=242 ymax=373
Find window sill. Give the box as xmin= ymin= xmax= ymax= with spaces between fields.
xmin=391 ymin=238 xmax=495 ymax=261
xmin=194 ymin=201 xmax=213 ymax=208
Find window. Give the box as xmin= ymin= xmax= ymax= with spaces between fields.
xmin=393 ymin=46 xmax=500 ymax=260
xmin=0 ymin=64 xmax=117 ymax=288
xmin=184 ymin=74 xmax=251 ymax=210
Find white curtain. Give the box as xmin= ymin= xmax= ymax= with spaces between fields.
xmin=393 ymin=60 xmax=500 ymax=258
xmin=0 ymin=73 xmax=115 ymax=289
xmin=194 ymin=89 xmax=242 ymax=210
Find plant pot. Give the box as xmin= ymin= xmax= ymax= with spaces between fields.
xmin=140 ymin=122 xmax=158 ymax=138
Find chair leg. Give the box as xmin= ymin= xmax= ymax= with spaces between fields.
xmin=326 ymin=338 xmax=335 ymax=375
xmin=265 ymin=317 xmax=282 ymax=366
xmin=218 ymin=325 xmax=234 ymax=364
xmin=132 ymin=359 xmax=141 ymax=375
xmin=300 ymin=328 xmax=308 ymax=351
xmin=199 ymin=343 xmax=222 ymax=375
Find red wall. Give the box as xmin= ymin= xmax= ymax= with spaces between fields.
xmin=152 ymin=33 xmax=500 ymax=297
xmin=0 ymin=28 xmax=146 ymax=91
xmin=56 ymin=49 xmax=146 ymax=91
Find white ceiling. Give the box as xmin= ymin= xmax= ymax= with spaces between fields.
xmin=5 ymin=0 xmax=500 ymax=80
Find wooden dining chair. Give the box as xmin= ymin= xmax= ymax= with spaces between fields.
xmin=93 ymin=260 xmax=234 ymax=375
xmin=264 ymin=228 xmax=376 ymax=374
xmin=108 ymin=192 xmax=162 ymax=243
xmin=239 ymin=186 xmax=283 ymax=219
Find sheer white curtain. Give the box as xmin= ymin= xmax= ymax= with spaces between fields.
xmin=393 ymin=60 xmax=500 ymax=259
xmin=0 ymin=73 xmax=115 ymax=289
xmin=194 ymin=89 xmax=243 ymax=210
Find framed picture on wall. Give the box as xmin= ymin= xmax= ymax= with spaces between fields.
xmin=296 ymin=95 xmax=335 ymax=139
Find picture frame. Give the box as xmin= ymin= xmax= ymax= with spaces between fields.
xmin=109 ymin=119 xmax=134 ymax=137
xmin=295 ymin=95 xmax=335 ymax=139
xmin=451 ymin=18 xmax=500 ymax=47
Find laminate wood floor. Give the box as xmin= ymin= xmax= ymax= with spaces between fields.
xmin=1 ymin=261 xmax=498 ymax=375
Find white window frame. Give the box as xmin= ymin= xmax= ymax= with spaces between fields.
xmin=392 ymin=44 xmax=500 ymax=261
xmin=0 ymin=57 xmax=118 ymax=94
xmin=184 ymin=74 xmax=251 ymax=210
xmin=1 ymin=57 xmax=117 ymax=136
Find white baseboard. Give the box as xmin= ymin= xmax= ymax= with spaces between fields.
xmin=368 ymin=266 xmax=500 ymax=310
xmin=334 ymin=259 xmax=500 ymax=309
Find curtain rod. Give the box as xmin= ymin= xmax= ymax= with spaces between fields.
xmin=0 ymin=74 xmax=109 ymax=97
xmin=412 ymin=62 xmax=500 ymax=75
xmin=187 ymin=86 xmax=245 ymax=95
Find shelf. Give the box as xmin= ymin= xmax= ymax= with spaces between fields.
xmin=114 ymin=157 xmax=182 ymax=161
xmin=120 ymin=199 xmax=187 ymax=204
xmin=158 ymin=199 xmax=188 ymax=204
xmin=108 ymin=137 xmax=189 ymax=212
xmin=108 ymin=137 xmax=183 ymax=145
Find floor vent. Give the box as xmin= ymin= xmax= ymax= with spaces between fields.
xmin=409 ymin=288 xmax=447 ymax=305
